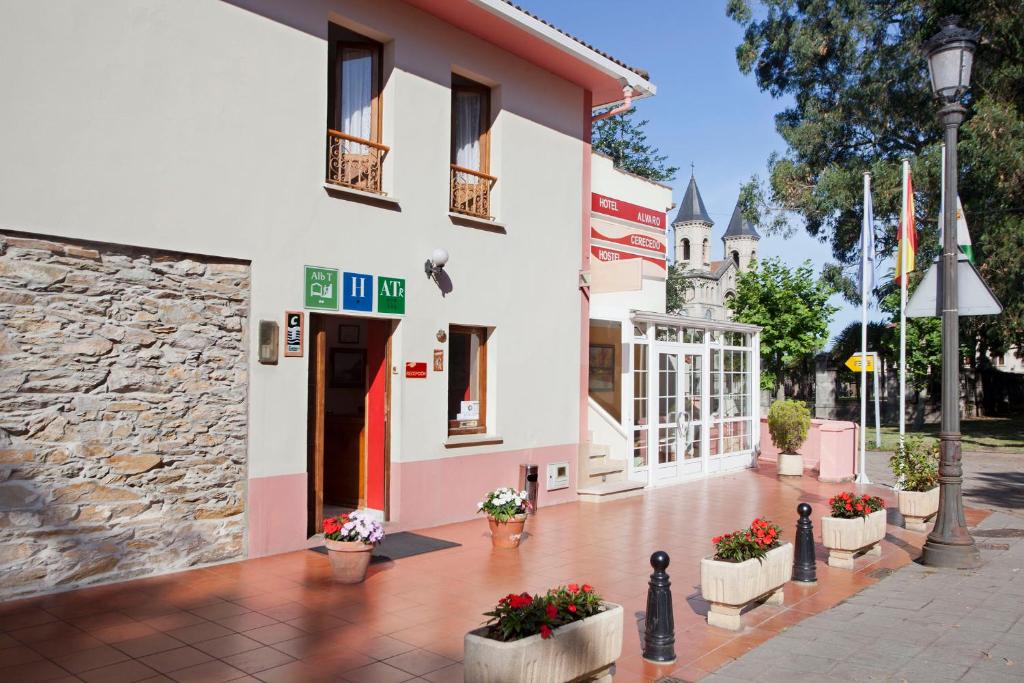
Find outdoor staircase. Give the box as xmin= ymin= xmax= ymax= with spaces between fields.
xmin=576 ymin=432 xmax=645 ymax=503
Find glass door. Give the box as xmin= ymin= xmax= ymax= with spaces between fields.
xmin=678 ymin=352 xmax=704 ymax=477
xmin=652 ymin=351 xmax=680 ymax=482
xmin=648 ymin=346 xmax=706 ymax=483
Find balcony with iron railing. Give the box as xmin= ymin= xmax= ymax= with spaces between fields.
xmin=326 ymin=129 xmax=390 ymax=195
xmin=449 ymin=164 xmax=497 ymax=220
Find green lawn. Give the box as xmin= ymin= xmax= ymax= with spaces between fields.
xmin=866 ymin=416 xmax=1024 ymax=454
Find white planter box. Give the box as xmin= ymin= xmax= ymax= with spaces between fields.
xmin=777 ymin=453 xmax=804 ymax=476
xmin=700 ymin=543 xmax=793 ymax=630
xmin=898 ymin=487 xmax=939 ymax=531
xmin=821 ymin=509 xmax=887 ymax=569
xmin=464 ymin=603 xmax=623 ymax=683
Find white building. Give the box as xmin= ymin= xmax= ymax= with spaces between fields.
xmin=0 ymin=0 xmax=656 ymax=598
xmin=584 ymin=158 xmax=762 ymax=500
xmin=672 ymin=175 xmax=761 ymax=320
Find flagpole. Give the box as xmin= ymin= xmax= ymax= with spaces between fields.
xmin=899 ymin=159 xmax=909 ymax=451
xmin=856 ymin=172 xmax=870 ymax=485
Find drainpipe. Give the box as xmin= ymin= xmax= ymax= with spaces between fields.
xmin=591 ymin=85 xmax=634 ymax=123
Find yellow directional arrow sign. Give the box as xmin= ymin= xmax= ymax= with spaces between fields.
xmin=845 ymin=353 xmax=875 ymax=373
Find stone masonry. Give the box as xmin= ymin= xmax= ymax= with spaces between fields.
xmin=0 ymin=231 xmax=249 ymax=600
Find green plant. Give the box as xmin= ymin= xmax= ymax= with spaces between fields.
xmin=483 ymin=584 xmax=603 ymax=641
xmin=477 ymin=487 xmax=531 ymax=522
xmin=767 ymin=400 xmax=811 ymax=453
xmin=712 ymin=518 xmax=782 ymax=563
xmin=889 ymin=436 xmax=939 ymax=492
xmin=828 ymin=492 xmax=885 ymax=519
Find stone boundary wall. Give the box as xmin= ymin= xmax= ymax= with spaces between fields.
xmin=0 ymin=231 xmax=249 ymax=600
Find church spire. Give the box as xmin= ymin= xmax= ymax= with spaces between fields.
xmin=673 ymin=174 xmax=713 ymax=226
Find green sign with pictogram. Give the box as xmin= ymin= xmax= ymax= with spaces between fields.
xmin=377 ymin=276 xmax=406 ymax=314
xmin=304 ymin=266 xmax=339 ymax=310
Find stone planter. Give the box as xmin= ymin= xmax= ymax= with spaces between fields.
xmin=898 ymin=487 xmax=939 ymax=532
xmin=464 ymin=603 xmax=622 ymax=683
xmin=488 ymin=514 xmax=527 ymax=549
xmin=700 ymin=543 xmax=793 ymax=631
xmin=777 ymin=452 xmax=804 ymax=477
xmin=821 ymin=509 xmax=886 ymax=569
xmin=324 ymin=539 xmax=373 ymax=583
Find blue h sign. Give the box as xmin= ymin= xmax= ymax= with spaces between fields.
xmin=342 ymin=272 xmax=373 ymax=312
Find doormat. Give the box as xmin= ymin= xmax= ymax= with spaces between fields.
xmin=311 ymin=532 xmax=460 ymax=563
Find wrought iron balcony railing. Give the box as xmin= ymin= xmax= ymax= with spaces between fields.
xmin=326 ymin=129 xmax=389 ymax=194
xmin=449 ymin=164 xmax=497 ymax=220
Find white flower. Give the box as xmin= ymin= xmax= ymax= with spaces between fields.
xmin=477 ymin=501 xmax=483 ymax=509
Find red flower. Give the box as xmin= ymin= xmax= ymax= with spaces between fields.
xmin=545 ymin=602 xmax=557 ymax=619
xmin=323 ymin=518 xmax=340 ymax=535
xmin=855 ymin=503 xmax=864 ymax=512
xmin=845 ymin=503 xmax=853 ymax=511
xmin=712 ymin=536 xmax=722 ymax=544
xmin=540 ymin=624 xmax=552 ymax=639
xmin=582 ymin=584 xmax=593 ymax=593
xmin=508 ymin=594 xmax=532 ymax=609
xmin=568 ymin=604 xmax=577 ymax=613
xmin=567 ymin=583 xmax=579 ymax=593
xmin=756 ymin=529 xmax=765 ymax=538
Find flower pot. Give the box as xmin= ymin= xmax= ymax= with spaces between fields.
xmin=700 ymin=543 xmax=793 ymax=631
xmin=821 ymin=509 xmax=886 ymax=569
xmin=464 ymin=603 xmax=622 ymax=683
xmin=324 ymin=539 xmax=373 ymax=583
xmin=488 ymin=514 xmax=527 ymax=549
xmin=777 ymin=452 xmax=804 ymax=477
xmin=897 ymin=487 xmax=939 ymax=532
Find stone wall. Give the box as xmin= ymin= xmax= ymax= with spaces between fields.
xmin=0 ymin=231 xmax=249 ymax=600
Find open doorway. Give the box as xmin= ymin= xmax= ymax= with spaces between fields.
xmin=306 ymin=314 xmax=391 ymax=536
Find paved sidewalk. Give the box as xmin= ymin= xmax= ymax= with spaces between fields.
xmin=703 ymin=510 xmax=1024 ymax=682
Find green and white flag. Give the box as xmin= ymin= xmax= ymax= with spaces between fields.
xmin=938 ymin=145 xmax=975 ymax=263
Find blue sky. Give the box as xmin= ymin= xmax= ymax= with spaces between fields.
xmin=517 ymin=0 xmax=875 ymax=341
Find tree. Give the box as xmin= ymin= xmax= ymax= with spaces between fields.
xmin=665 ymin=262 xmax=691 ymax=314
xmin=592 ymin=107 xmax=678 ymax=182
xmin=727 ymin=0 xmax=1024 ymax=367
xmin=728 ymin=258 xmax=838 ymax=397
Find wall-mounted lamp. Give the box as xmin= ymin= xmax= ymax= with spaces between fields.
xmin=424 ymin=248 xmax=449 ymax=281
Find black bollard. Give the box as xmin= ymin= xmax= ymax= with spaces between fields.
xmin=793 ymin=503 xmax=817 ymax=583
xmin=642 ymin=550 xmax=676 ymax=664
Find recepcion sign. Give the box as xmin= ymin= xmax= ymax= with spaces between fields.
xmin=405 ymin=362 xmax=427 ymax=378
xmin=304 ymin=266 xmax=339 ymax=310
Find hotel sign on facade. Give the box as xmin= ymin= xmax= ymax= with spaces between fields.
xmin=590 ymin=192 xmax=667 ymax=274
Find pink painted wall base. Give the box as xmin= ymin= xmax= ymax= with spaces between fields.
xmin=759 ymin=418 xmax=857 ymax=482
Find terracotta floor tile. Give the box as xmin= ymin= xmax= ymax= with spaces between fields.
xmin=340 ymin=661 xmax=417 ymax=683
xmin=78 ymin=659 xmax=160 ymax=683
xmin=165 ymin=622 xmax=234 ymax=645
xmin=282 ymin=613 xmax=349 ymax=634
xmin=113 ymin=633 xmax=188 ymax=658
xmin=0 ymin=643 xmax=45 ymax=668
xmin=9 ymin=620 xmax=86 ymax=644
xmin=91 ymin=621 xmax=160 ymax=644
xmin=220 ymin=646 xmax=295 ymax=674
xmin=1 ymin=609 xmax=59 ymax=631
xmin=251 ymin=660 xmax=333 ymax=683
xmin=213 ymin=612 xmax=279 ymax=633
xmin=241 ymin=623 xmax=306 ymax=646
xmin=143 ymin=612 xmax=211 ymax=633
xmin=420 ymin=662 xmax=464 ymax=683
xmin=166 ymin=659 xmax=248 ymax=683
xmin=138 ymin=646 xmax=214 ymax=674
xmin=353 ymin=635 xmax=418 ymax=661
xmin=192 ymin=633 xmax=263 ymax=658
xmin=0 ymin=658 xmax=74 ymax=683
xmin=50 ymin=643 xmax=131 ymax=673
xmin=187 ymin=602 xmax=251 ymax=621
xmin=382 ymin=649 xmax=455 ymax=677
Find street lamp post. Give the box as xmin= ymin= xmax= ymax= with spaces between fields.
xmin=920 ymin=16 xmax=981 ymax=569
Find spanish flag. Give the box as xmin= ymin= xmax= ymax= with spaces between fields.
xmin=895 ymin=170 xmax=917 ymax=285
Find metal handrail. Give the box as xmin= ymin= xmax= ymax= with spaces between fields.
xmin=449 ymin=163 xmax=497 ymax=182
xmin=327 ymin=129 xmax=390 ymax=152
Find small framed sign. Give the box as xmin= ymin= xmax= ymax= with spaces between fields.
xmin=284 ymin=311 xmax=303 ymax=357
xmin=433 ymin=348 xmax=444 ymax=372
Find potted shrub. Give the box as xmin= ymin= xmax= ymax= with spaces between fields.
xmin=821 ymin=492 xmax=886 ymax=569
xmin=322 ymin=510 xmax=384 ymax=584
xmin=700 ymin=518 xmax=792 ymax=631
xmin=768 ymin=400 xmax=811 ymax=477
xmin=478 ymin=487 xmax=532 ymax=549
xmin=889 ymin=436 xmax=939 ymax=531
xmin=464 ymin=584 xmax=622 ymax=683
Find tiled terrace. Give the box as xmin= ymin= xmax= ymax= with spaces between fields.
xmin=0 ymin=463 xmax=988 ymax=683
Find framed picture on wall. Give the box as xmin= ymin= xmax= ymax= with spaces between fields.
xmin=330 ymin=349 xmax=365 ymax=388
xmin=589 ymin=344 xmax=615 ymax=391
xmin=338 ymin=324 xmax=360 ymax=344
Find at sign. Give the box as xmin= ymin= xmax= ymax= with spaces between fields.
xmin=845 ymin=353 xmax=875 ymax=373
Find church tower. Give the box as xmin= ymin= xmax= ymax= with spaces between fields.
xmin=672 ymin=173 xmax=713 ymax=270
xmin=722 ymin=199 xmax=761 ymax=273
